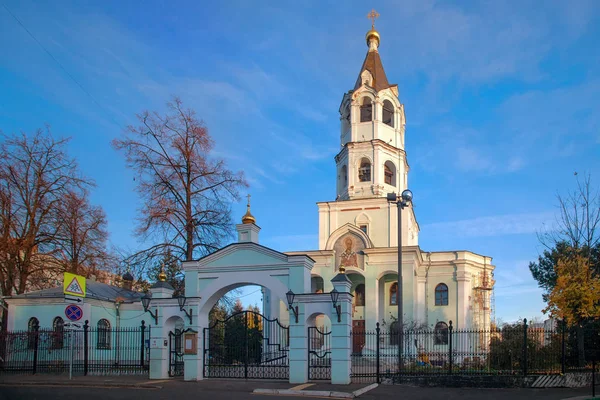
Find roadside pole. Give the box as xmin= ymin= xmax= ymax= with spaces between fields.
xmin=65 ymin=322 xmax=82 ymax=380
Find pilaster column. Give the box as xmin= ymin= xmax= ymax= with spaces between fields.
xmin=456 ymin=269 xmax=471 ymax=329
xmin=416 ymin=275 xmax=427 ymax=325
xmin=331 ymin=274 xmax=352 ymax=385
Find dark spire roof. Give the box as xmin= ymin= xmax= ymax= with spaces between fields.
xmin=353 ymin=50 xmax=393 ymax=93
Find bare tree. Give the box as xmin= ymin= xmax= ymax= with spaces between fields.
xmin=0 ymin=129 xmax=92 ymax=296
xmin=112 ymin=97 xmax=247 ymax=270
xmin=539 ymin=173 xmax=600 ymax=255
xmin=53 ymin=190 xmax=111 ymax=277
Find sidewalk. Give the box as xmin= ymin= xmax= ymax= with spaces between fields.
xmin=0 ymin=374 xmax=164 ymax=389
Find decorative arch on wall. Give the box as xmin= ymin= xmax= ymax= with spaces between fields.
xmin=325 ymin=223 xmax=374 ymax=251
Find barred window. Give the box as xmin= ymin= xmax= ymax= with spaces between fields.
xmin=52 ymin=317 xmax=64 ymax=349
xmin=97 ymin=319 xmax=111 ymax=349
xmin=434 ymin=321 xmax=449 ymax=345
xmin=435 ymin=283 xmax=449 ymax=306
xmin=27 ymin=317 xmax=39 ymax=349
xmin=389 ymin=282 xmax=398 ymax=305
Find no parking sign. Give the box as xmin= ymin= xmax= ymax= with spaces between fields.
xmin=65 ymin=304 xmax=83 ymax=321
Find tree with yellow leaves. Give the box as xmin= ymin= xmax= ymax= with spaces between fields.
xmin=544 ymin=251 xmax=600 ymax=323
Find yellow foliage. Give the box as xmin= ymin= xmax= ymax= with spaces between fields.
xmin=544 ymin=252 xmax=600 ymax=325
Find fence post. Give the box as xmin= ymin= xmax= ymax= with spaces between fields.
xmin=523 ymin=318 xmax=528 ymax=376
xmin=448 ymin=321 xmax=453 ymax=375
xmin=83 ymin=320 xmax=89 ymax=376
xmin=561 ymin=319 xmax=566 ymax=375
xmin=376 ymin=322 xmax=380 ymax=383
xmin=32 ymin=320 xmax=39 ymax=375
xmin=140 ymin=320 xmax=146 ymax=368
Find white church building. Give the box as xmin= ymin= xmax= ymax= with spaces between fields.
xmin=2 ymin=16 xmax=496 ymax=383
xmin=262 ymin=20 xmax=495 ymax=340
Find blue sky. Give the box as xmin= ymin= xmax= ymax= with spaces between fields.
xmin=1 ymin=1 xmax=599 ymax=323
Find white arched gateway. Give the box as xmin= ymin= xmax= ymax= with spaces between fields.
xmin=146 ymin=205 xmax=352 ymax=384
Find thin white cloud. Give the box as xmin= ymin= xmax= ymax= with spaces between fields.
xmin=421 ymin=211 xmax=555 ymax=238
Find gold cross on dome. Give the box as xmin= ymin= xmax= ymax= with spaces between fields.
xmin=246 ymin=194 xmax=251 ymax=207
xmin=367 ymin=9 xmax=380 ymax=28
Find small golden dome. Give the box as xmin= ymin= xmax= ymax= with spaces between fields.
xmin=242 ymin=209 xmax=256 ymax=224
xmin=366 ymin=28 xmax=380 ymax=47
xmin=241 ymin=194 xmax=256 ymax=224
xmin=158 ymin=263 xmax=167 ymax=282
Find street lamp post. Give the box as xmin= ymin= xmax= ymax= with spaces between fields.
xmin=387 ymin=189 xmax=413 ymax=378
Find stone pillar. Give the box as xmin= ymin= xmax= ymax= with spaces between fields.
xmin=184 ymin=301 xmax=203 ymax=381
xmin=149 ymin=310 xmax=169 ymax=379
xmin=365 ymin=277 xmax=379 ymax=331
xmin=289 ymin=303 xmax=308 ymax=384
xmin=331 ymin=273 xmax=352 ymax=385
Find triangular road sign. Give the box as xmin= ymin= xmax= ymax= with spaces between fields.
xmin=63 ymin=272 xmax=86 ymax=298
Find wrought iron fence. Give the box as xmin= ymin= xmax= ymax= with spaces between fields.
xmin=351 ymin=319 xmax=600 ymax=383
xmin=0 ymin=320 xmax=150 ymax=376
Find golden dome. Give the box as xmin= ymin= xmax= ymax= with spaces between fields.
xmin=242 ymin=209 xmax=256 ymax=224
xmin=366 ymin=28 xmax=380 ymax=47
xmin=241 ymin=194 xmax=256 ymax=224
xmin=158 ymin=263 xmax=167 ymax=282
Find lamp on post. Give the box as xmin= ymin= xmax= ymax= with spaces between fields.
xmin=330 ymin=289 xmax=342 ymax=323
xmin=286 ymin=290 xmax=299 ymax=323
xmin=386 ymin=188 xmax=413 ymax=376
xmin=141 ymin=293 xmax=158 ymax=325
xmin=176 ymin=294 xmax=193 ymax=324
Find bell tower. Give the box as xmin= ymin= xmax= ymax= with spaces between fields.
xmin=336 ymin=11 xmax=408 ymax=201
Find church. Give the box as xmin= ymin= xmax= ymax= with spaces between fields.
xmin=2 ymin=13 xmax=496 ymax=383
xmin=261 ymin=16 xmax=495 ymax=337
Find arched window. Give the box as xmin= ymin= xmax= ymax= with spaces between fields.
xmin=97 ymin=319 xmax=111 ymax=350
xmin=354 ymin=284 xmax=365 ymax=306
xmin=358 ymin=158 xmax=371 ymax=182
xmin=27 ymin=317 xmax=39 ymax=349
xmin=434 ymin=321 xmax=449 ymax=345
xmin=382 ymin=100 xmax=394 ymax=127
xmin=342 ymin=165 xmax=347 ymax=184
xmin=384 ymin=161 xmax=396 ymax=186
xmin=360 ymin=97 xmax=372 ymax=122
xmin=52 ymin=317 xmax=64 ymax=349
xmin=435 ymin=283 xmax=449 ymax=306
xmin=389 ymin=282 xmax=398 ymax=305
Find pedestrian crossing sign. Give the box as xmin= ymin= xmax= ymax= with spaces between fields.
xmin=63 ymin=272 xmax=86 ymax=298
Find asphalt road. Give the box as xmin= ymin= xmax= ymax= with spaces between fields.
xmin=0 ymin=381 xmax=595 ymax=400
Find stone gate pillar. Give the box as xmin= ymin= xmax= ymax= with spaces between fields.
xmin=148 ymin=281 xmax=174 ymax=379
xmin=183 ymin=300 xmax=203 ymax=381
xmin=289 ymin=303 xmax=308 ymax=383
xmin=330 ymin=273 xmax=352 ymax=384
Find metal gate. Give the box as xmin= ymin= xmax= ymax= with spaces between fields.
xmin=169 ymin=329 xmax=184 ymax=377
xmin=308 ymin=326 xmax=331 ymax=380
xmin=203 ymin=311 xmax=289 ymax=379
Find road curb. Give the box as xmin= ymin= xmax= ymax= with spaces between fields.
xmin=253 ymin=388 xmax=354 ymax=398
